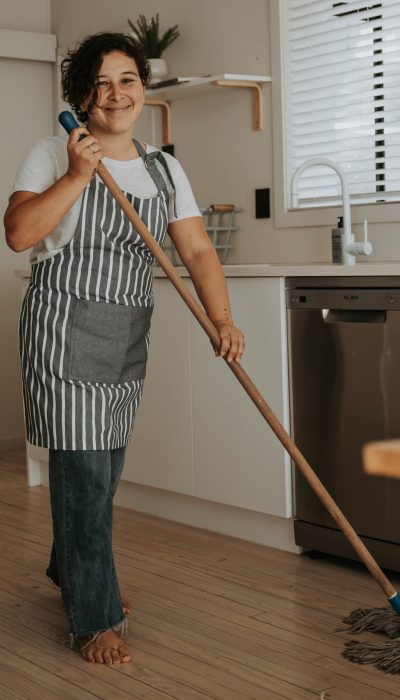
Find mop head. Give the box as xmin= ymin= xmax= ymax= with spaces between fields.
xmin=343 ymin=638 xmax=400 ymax=673
xmin=341 ymin=607 xmax=400 ymax=673
xmin=342 ymin=606 xmax=400 ymax=639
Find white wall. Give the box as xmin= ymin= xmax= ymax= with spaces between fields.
xmin=0 ymin=0 xmax=54 ymax=446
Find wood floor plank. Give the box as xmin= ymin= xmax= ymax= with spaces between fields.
xmin=0 ymin=627 xmax=124 ymax=700
xmin=0 ymin=647 xmax=100 ymax=700
xmin=133 ymin=595 xmax=344 ymax=693
xmin=0 ymin=623 xmax=181 ymax=700
xmin=115 ymin=548 xmax=359 ymax=622
xmin=313 ymin=654 xmax=400 ymax=697
xmin=120 ymin=570 xmax=341 ymax=661
xmin=0 ymin=677 xmax=29 ymax=700
xmin=132 ymin=618 xmax=336 ymax=697
xmin=0 ymin=656 xmax=79 ymax=700
xmin=130 ymin=579 xmax=320 ymax=660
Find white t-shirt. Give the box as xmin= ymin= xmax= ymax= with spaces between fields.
xmin=12 ymin=136 xmax=201 ymax=264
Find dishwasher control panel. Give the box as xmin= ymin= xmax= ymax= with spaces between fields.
xmin=286 ymin=288 xmax=400 ymax=310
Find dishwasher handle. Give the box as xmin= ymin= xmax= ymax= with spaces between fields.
xmin=322 ymin=309 xmax=386 ymax=324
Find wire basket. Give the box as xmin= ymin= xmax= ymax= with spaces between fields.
xmin=161 ymin=207 xmax=243 ymax=266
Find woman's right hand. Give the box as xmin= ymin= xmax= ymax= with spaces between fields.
xmin=66 ymin=127 xmax=103 ymax=182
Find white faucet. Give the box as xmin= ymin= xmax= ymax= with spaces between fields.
xmin=290 ymin=157 xmax=372 ymax=266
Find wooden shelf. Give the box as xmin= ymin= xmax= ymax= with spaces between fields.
xmin=144 ymin=73 xmax=271 ymax=143
xmin=146 ymin=73 xmax=270 ymax=100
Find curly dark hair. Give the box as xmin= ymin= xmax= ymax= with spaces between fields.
xmin=61 ymin=32 xmax=151 ymax=124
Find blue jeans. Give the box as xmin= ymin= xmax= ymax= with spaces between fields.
xmin=46 ymin=447 xmax=126 ymax=637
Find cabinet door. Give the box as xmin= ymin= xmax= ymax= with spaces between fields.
xmin=123 ymin=278 xmax=194 ymax=494
xmin=190 ymin=277 xmax=292 ymax=517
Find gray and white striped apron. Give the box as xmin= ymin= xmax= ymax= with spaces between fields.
xmin=19 ymin=141 xmax=174 ymax=450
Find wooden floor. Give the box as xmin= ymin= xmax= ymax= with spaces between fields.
xmin=1 ymin=449 xmax=400 ymax=700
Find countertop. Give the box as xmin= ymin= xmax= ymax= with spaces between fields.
xmin=15 ymin=261 xmax=400 ymax=280
xmin=155 ymin=262 xmax=400 ymax=278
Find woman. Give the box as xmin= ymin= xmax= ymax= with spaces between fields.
xmin=4 ymin=32 xmax=244 ymax=665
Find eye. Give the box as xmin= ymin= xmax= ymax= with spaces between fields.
xmin=96 ymin=80 xmax=109 ymax=87
xmin=121 ymin=78 xmax=135 ymax=84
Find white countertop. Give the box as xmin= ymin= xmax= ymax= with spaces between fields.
xmin=154 ymin=261 xmax=400 ymax=278
xmin=15 ymin=261 xmax=400 ymax=280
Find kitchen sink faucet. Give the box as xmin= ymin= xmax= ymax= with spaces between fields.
xmin=290 ymin=158 xmax=372 ymax=265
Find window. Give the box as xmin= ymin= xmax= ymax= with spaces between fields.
xmin=271 ymin=0 xmax=400 ymax=223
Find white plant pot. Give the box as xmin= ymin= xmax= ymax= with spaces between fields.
xmin=149 ymin=58 xmax=168 ymax=83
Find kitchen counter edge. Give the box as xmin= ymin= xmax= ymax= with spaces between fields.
xmin=15 ymin=262 xmax=400 ymax=280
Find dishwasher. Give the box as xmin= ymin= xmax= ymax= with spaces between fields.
xmin=286 ymin=276 xmax=400 ymax=571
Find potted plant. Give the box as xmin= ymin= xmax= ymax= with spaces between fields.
xmin=127 ymin=14 xmax=180 ymax=82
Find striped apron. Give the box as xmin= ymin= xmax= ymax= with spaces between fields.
xmin=19 ymin=141 xmax=174 ymax=450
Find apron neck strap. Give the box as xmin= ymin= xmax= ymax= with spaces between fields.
xmin=133 ymin=139 xmax=177 ymax=219
xmin=133 ymin=139 xmax=148 ymax=160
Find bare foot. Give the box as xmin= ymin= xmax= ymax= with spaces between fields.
xmin=121 ymin=595 xmax=132 ymax=615
xmin=78 ymin=629 xmax=132 ymax=664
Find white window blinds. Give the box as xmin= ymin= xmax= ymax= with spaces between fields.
xmin=283 ymin=0 xmax=400 ymax=208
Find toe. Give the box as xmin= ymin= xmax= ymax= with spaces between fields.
xmin=103 ymin=649 xmax=113 ymax=665
xmin=111 ymin=649 xmax=121 ymax=664
xmin=94 ymin=649 xmax=104 ymax=663
xmin=83 ymin=648 xmax=95 ymax=663
xmin=119 ymin=644 xmax=131 ymax=662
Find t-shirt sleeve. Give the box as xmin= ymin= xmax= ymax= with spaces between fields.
xmin=11 ymin=138 xmax=58 ymax=195
xmin=163 ymin=154 xmax=202 ymax=223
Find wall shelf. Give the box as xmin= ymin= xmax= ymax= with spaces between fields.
xmin=144 ymin=73 xmax=271 ymax=143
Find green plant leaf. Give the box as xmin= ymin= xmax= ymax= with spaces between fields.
xmin=127 ymin=14 xmax=179 ymax=58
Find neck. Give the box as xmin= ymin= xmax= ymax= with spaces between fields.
xmin=88 ymin=126 xmax=138 ymax=160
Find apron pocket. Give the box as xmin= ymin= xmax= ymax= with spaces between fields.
xmin=120 ymin=305 xmax=153 ymax=382
xmin=67 ymin=299 xmax=153 ymax=384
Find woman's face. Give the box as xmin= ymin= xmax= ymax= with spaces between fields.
xmin=84 ymin=50 xmax=146 ymax=134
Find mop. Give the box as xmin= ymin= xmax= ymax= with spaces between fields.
xmin=59 ymin=111 xmax=400 ymax=671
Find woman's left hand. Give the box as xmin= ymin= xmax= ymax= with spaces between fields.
xmin=213 ymin=321 xmax=245 ymax=364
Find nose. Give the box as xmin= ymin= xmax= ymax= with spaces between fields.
xmin=109 ymin=83 xmax=123 ymax=100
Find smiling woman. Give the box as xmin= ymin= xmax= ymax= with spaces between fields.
xmin=3 ymin=30 xmax=244 ymax=668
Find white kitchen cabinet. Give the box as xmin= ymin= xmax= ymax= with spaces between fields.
xmin=191 ymin=277 xmax=292 ymax=517
xmin=125 ymin=275 xmax=292 ymax=518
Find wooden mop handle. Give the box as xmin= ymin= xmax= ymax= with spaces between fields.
xmin=59 ymin=112 xmax=396 ymax=601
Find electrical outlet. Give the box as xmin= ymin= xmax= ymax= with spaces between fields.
xmin=255 ymin=188 xmax=270 ymax=218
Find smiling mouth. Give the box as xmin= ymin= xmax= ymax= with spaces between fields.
xmin=105 ymin=105 xmax=132 ymax=112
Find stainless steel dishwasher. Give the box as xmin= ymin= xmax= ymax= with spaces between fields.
xmin=286 ymin=276 xmax=400 ymax=571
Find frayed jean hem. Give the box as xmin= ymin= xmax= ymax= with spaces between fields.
xmin=67 ymin=615 xmax=129 ymax=651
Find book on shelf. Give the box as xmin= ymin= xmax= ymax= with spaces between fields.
xmin=148 ymin=77 xmax=200 ymax=89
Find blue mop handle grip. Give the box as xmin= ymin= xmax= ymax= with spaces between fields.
xmin=58 ymin=111 xmax=86 ymax=140
xmin=389 ymin=591 xmax=400 ymax=614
